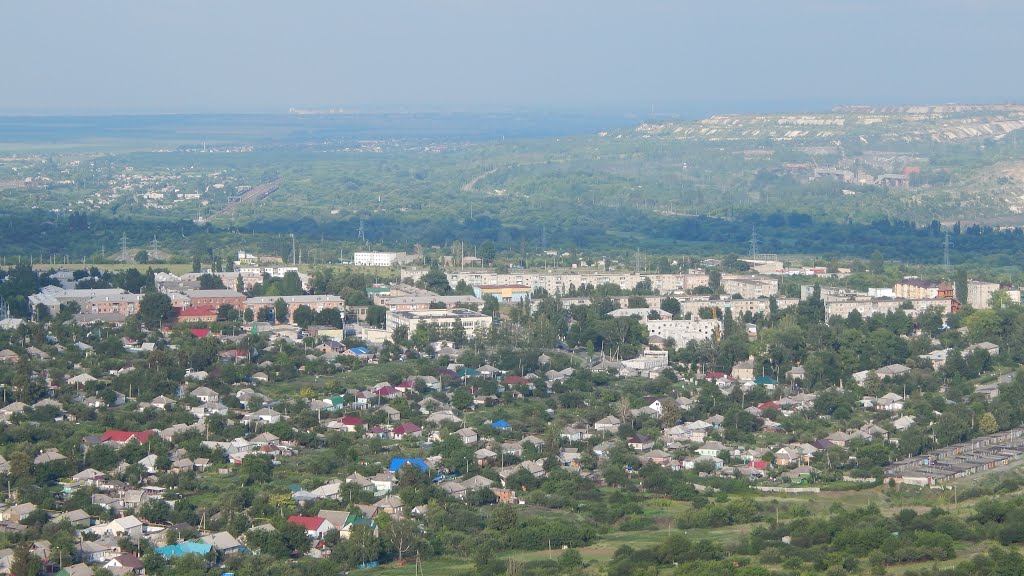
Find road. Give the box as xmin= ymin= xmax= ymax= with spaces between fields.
xmin=206 ymin=178 xmax=282 ymax=220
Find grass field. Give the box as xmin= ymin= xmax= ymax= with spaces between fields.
xmin=354 ymin=484 xmax=1013 ymax=575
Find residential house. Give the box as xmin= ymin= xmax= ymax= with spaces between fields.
xmin=594 ymin=415 xmax=621 ymax=432
xmin=104 ymin=554 xmax=145 ymax=574
xmin=190 ymin=386 xmax=220 ymax=403
xmin=696 ymin=441 xmax=729 ymax=459
xmin=456 ymin=427 xmax=479 ymax=444
xmin=287 ymin=516 xmax=336 ymax=539
xmin=627 ymin=435 xmax=654 ymax=452
xmin=732 ymin=357 xmax=756 ymax=381
xmin=392 ymin=422 xmax=422 ymax=439
xmin=316 ymin=510 xmax=350 ymax=537
xmin=373 ymin=495 xmax=404 ymax=517
xmin=199 ymin=531 xmax=246 ymax=555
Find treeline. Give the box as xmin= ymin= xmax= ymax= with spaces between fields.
xmin=8 ymin=200 xmax=1024 ymax=268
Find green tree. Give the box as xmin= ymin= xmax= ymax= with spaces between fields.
xmin=292 ymin=304 xmax=314 ymax=328
xmin=660 ymin=297 xmax=681 ymax=317
xmin=366 ymin=305 xmax=387 ymax=328
xmin=558 ymin=548 xmax=583 ymax=573
xmin=139 ymin=292 xmax=172 ymax=329
xmin=134 ymin=250 xmax=149 ymax=264
xmin=240 ymin=454 xmax=274 ymax=485
xmin=419 ymin=266 xmax=451 ymax=295
xmin=980 ymin=412 xmax=1000 ymax=434
xmin=708 ymin=270 xmax=722 ymax=293
xmin=10 ymin=544 xmax=42 ymax=576
xmin=217 ymin=304 xmax=239 ymax=322
xmin=488 ymin=504 xmax=519 ymax=531
xmin=273 ymin=298 xmax=289 ymax=324
xmin=199 ymin=273 xmax=226 ymax=290
xmin=870 ymin=250 xmax=885 ymax=274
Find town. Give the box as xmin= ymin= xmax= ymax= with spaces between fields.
xmin=0 ymin=244 xmax=1020 ymax=576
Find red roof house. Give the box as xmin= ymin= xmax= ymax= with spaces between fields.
xmin=287 ymin=515 xmax=335 ymax=538
xmin=392 ymin=423 xmax=422 ymax=438
xmin=101 ymin=430 xmax=155 ymax=445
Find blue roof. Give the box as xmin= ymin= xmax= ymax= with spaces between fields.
xmin=490 ymin=420 xmax=510 ymax=429
xmin=350 ymin=347 xmax=370 ymax=355
xmin=155 ymin=542 xmax=213 ymax=558
xmin=754 ymin=376 xmax=778 ymax=385
xmin=389 ymin=457 xmax=428 ymax=472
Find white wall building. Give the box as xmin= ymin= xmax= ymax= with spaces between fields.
xmin=386 ymin=308 xmax=492 ymax=338
xmin=644 ymin=318 xmax=722 ymax=346
xmin=354 ymin=252 xmax=399 ymax=267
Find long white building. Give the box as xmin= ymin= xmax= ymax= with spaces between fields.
xmin=354 ymin=252 xmax=399 ymax=267
xmin=386 ymin=308 xmax=492 ymax=338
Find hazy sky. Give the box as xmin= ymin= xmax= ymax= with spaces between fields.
xmin=4 ymin=0 xmax=1023 ymax=114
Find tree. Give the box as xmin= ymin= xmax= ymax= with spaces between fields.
xmin=366 ymin=305 xmax=387 ymax=328
xmin=419 ymin=266 xmax=451 ymax=295
xmin=280 ymin=519 xmax=312 ymax=554
xmin=292 ymin=304 xmax=314 ymax=328
xmin=199 ymin=273 xmax=226 ymax=290
xmin=980 ymin=412 xmax=1000 ymax=434
xmin=661 ymin=297 xmax=681 ymax=317
xmin=11 ymin=544 xmax=42 ymax=576
xmin=134 ymin=250 xmax=149 ymax=264
xmin=273 ymin=298 xmax=289 ymax=324
xmin=558 ymin=548 xmax=583 ymax=573
xmin=870 ymin=250 xmax=885 ymax=274
xmin=139 ymin=292 xmax=172 ymax=329
xmin=379 ymin=514 xmax=421 ymax=563
xmin=706 ymin=270 xmax=723 ymax=293
xmin=192 ymin=255 xmax=202 ymax=273
xmin=348 ymin=523 xmax=381 ymax=566
xmin=489 ymin=504 xmax=519 ymax=531
xmin=239 ymin=454 xmax=274 ymax=485
xmin=217 ymin=304 xmax=239 ymax=322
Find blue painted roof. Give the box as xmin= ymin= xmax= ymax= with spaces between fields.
xmin=490 ymin=420 xmax=510 ymax=429
xmin=155 ymin=541 xmax=213 ymax=558
xmin=350 ymin=347 xmax=370 ymax=355
xmin=754 ymin=376 xmax=778 ymax=385
xmin=389 ymin=457 xmax=427 ymax=472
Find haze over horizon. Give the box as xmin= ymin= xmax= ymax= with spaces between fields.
xmin=5 ymin=0 xmax=1023 ymax=116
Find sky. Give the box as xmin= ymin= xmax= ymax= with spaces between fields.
xmin=4 ymin=0 xmax=1023 ymax=115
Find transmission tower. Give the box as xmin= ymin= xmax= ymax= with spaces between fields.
xmin=120 ymin=232 xmax=129 ymax=262
xmin=357 ymin=218 xmax=367 ymax=245
xmin=149 ymin=235 xmax=160 ymax=257
xmin=943 ymin=232 xmax=953 ymax=275
xmin=749 ymin=226 xmax=759 ymax=258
